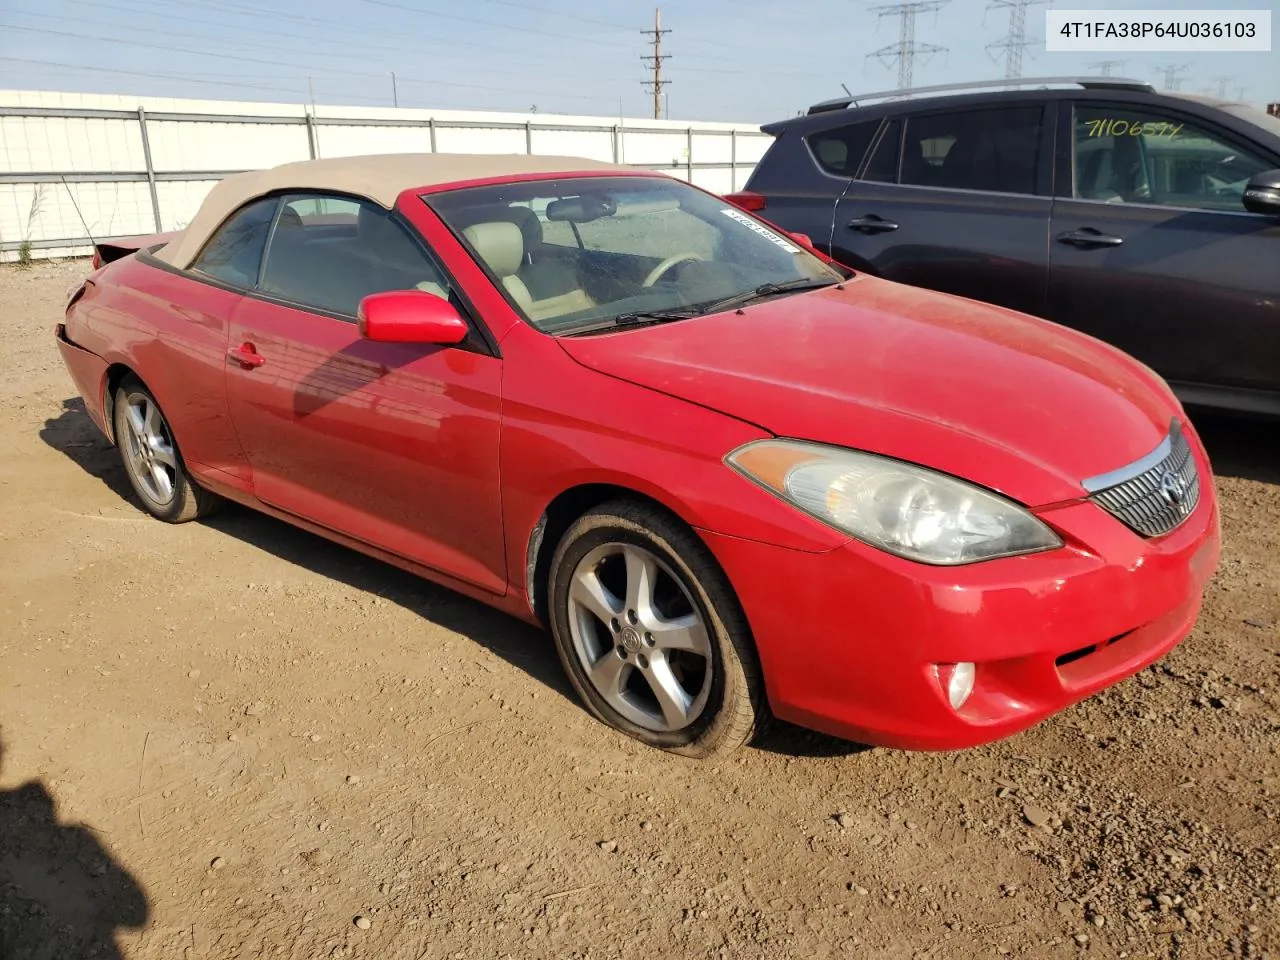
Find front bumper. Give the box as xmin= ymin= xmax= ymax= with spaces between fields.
xmin=701 ymin=448 xmax=1221 ymax=751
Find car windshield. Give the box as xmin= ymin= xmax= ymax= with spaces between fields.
xmin=425 ymin=176 xmax=845 ymax=334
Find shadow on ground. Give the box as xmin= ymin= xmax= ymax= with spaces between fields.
xmin=38 ymin=398 xmax=136 ymax=505
xmin=40 ymin=397 xmax=881 ymax=761
xmin=0 ymin=734 xmax=149 ymax=960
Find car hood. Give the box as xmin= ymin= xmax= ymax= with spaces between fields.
xmin=557 ymin=276 xmax=1180 ymax=507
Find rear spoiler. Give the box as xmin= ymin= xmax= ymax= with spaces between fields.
xmin=91 ymin=231 xmax=181 ymax=268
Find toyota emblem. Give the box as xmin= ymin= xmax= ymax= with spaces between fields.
xmin=1158 ymin=471 xmax=1186 ymax=507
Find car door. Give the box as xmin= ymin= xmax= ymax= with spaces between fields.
xmin=1048 ymin=100 xmax=1280 ymax=398
xmin=743 ymin=117 xmax=883 ymax=250
xmin=223 ymin=193 xmax=506 ymax=593
xmin=125 ymin=196 xmax=278 ymax=485
xmin=830 ymin=102 xmax=1055 ymax=318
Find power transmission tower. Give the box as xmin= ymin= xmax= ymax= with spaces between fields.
xmin=1210 ymin=75 xmax=1235 ymax=98
xmin=1089 ymin=60 xmax=1127 ymax=77
xmin=641 ymin=7 xmax=671 ymax=121
xmin=985 ymin=0 xmax=1050 ymax=79
xmin=1154 ymin=63 xmax=1192 ymax=91
xmin=867 ymin=1 xmax=949 ymax=90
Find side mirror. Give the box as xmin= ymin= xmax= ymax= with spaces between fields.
xmin=357 ymin=290 xmax=469 ymax=345
xmin=1242 ymin=169 xmax=1280 ymax=216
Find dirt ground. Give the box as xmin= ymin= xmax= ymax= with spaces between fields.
xmin=0 ymin=260 xmax=1275 ymax=960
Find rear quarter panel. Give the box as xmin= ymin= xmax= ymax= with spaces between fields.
xmin=66 ymin=255 xmax=249 ymax=481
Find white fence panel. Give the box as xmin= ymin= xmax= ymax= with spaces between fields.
xmin=0 ymin=116 xmax=144 ymax=173
xmin=433 ymin=125 xmax=526 ymax=154
xmin=147 ymin=120 xmax=309 ymax=172
xmin=317 ymin=124 xmax=433 ymax=158
xmin=0 ymin=90 xmax=768 ymax=260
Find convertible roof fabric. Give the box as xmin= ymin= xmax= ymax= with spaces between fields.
xmin=154 ymin=152 xmax=631 ymax=269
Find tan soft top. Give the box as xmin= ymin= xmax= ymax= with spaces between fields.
xmin=155 ymin=152 xmax=633 ymax=269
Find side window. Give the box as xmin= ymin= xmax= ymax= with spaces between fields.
xmin=900 ymin=107 xmax=1043 ymax=195
xmin=807 ymin=120 xmax=880 ymax=177
xmin=259 ymin=194 xmax=451 ymax=317
xmin=190 ymin=197 xmax=277 ymax=287
xmin=1073 ymin=105 xmax=1274 ymax=211
xmin=862 ymin=118 xmax=902 ymax=183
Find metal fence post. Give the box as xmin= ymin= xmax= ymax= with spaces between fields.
xmin=136 ymin=107 xmax=163 ymax=232
xmin=686 ymin=127 xmax=694 ymax=183
xmin=525 ymin=121 xmax=533 ymax=155
xmin=304 ymin=113 xmax=318 ymax=159
xmin=730 ymin=130 xmax=737 ymax=192
xmin=428 ymin=117 xmax=437 ymax=153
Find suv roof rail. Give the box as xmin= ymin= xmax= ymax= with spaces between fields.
xmin=806 ymin=76 xmax=1156 ymax=115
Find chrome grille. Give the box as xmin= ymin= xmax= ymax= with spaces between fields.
xmin=1083 ymin=422 xmax=1201 ymax=538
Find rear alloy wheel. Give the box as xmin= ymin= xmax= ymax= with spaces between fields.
xmin=548 ymin=500 xmax=766 ymax=757
xmin=113 ymin=378 xmax=218 ymax=523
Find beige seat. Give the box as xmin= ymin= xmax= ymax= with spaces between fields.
xmin=462 ymin=221 xmax=594 ymax=323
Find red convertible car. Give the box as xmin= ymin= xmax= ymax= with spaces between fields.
xmin=56 ymin=153 xmax=1220 ymax=757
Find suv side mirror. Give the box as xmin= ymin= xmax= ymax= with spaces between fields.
xmin=357 ymin=289 xmax=469 ymax=345
xmin=1242 ymin=169 xmax=1280 ymax=216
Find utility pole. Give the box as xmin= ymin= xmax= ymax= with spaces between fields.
xmin=1210 ymin=75 xmax=1234 ymax=98
xmin=985 ymin=0 xmax=1051 ymax=79
xmin=867 ymin=1 xmax=948 ymax=90
xmin=391 ymin=71 xmax=398 ymax=107
xmin=1089 ymin=59 xmax=1127 ymax=77
xmin=307 ymin=75 xmax=316 ymax=113
xmin=1154 ymin=63 xmax=1192 ymax=91
xmin=641 ymin=8 xmax=671 ymax=121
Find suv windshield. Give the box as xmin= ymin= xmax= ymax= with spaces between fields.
xmin=425 ymin=176 xmax=844 ymax=334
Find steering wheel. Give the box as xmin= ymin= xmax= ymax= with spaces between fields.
xmin=642 ymin=252 xmax=704 ymax=288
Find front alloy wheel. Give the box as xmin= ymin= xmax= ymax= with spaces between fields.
xmin=548 ymin=500 xmax=766 ymax=757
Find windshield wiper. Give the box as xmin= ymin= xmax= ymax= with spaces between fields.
xmin=693 ymin=278 xmax=841 ymax=315
xmin=561 ymin=308 xmax=702 ymax=336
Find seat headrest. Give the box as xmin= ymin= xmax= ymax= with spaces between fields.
xmin=276 ymin=205 xmax=304 ymax=230
xmin=462 ymin=221 xmax=525 ymax=278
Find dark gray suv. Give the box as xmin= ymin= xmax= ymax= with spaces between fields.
xmin=730 ymin=77 xmax=1280 ymax=416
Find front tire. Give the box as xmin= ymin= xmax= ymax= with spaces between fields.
xmin=547 ymin=500 xmax=766 ymax=758
xmin=113 ymin=378 xmax=218 ymax=523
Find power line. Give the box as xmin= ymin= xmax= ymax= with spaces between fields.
xmin=641 ymin=7 xmax=671 ymax=121
xmin=0 ymin=23 xmax=620 ymax=105
xmin=1154 ymin=63 xmax=1193 ymax=91
xmin=985 ymin=0 xmax=1050 ymax=79
xmin=7 ymin=6 xmax=636 ymax=94
xmin=0 ymin=56 xmax=373 ymax=101
xmin=1089 ymin=60 xmax=1127 ymax=77
xmin=867 ymin=2 xmax=949 ymax=91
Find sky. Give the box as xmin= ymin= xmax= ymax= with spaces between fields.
xmin=0 ymin=0 xmax=1275 ymax=122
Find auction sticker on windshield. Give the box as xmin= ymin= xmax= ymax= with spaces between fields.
xmin=720 ymin=207 xmax=802 ymax=253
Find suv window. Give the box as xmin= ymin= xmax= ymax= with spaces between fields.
xmin=808 ymin=120 xmax=880 ymax=177
xmin=1073 ymin=105 xmax=1274 ymax=211
xmin=259 ymin=194 xmax=451 ymax=317
xmin=899 ymin=107 xmax=1043 ymax=195
xmin=190 ymin=197 xmax=277 ymax=287
xmin=863 ymin=119 xmax=902 ymax=183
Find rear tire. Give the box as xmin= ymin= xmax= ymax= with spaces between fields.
xmin=113 ymin=378 xmax=219 ymax=523
xmin=547 ymin=499 xmax=767 ymax=758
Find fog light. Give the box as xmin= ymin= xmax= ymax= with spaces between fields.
xmin=939 ymin=662 xmax=976 ymax=710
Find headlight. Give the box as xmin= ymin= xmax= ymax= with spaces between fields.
xmin=726 ymin=439 xmax=1062 ymax=565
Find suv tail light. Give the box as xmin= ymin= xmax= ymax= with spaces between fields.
xmin=724 ymin=190 xmax=767 ymax=212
